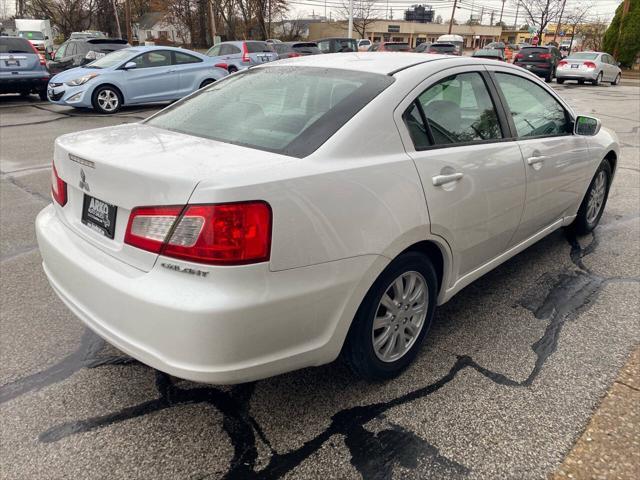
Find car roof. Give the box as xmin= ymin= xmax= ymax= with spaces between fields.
xmin=267 ymin=52 xmax=464 ymax=75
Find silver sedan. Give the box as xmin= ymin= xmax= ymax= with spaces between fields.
xmin=556 ymin=51 xmax=622 ymax=85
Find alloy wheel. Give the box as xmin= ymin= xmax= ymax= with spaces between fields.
xmin=586 ymin=170 xmax=607 ymax=225
xmin=372 ymin=271 xmax=428 ymax=363
xmin=97 ymin=89 xmax=119 ymax=113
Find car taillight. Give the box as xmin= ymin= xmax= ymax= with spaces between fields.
xmin=125 ymin=201 xmax=272 ymax=265
xmin=539 ymin=53 xmax=552 ymax=59
xmin=28 ymin=41 xmax=46 ymax=65
xmin=558 ymin=60 xmax=568 ymax=67
xmin=584 ymin=61 xmax=597 ymax=69
xmin=287 ymin=52 xmax=301 ymax=58
xmin=242 ymin=43 xmax=250 ymax=63
xmin=51 ymin=162 xmax=67 ymax=206
xmin=515 ymin=53 xmax=524 ymax=59
xmin=214 ymin=62 xmax=228 ymax=70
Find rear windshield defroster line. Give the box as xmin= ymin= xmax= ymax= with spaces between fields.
xmin=145 ymin=66 xmax=395 ymax=158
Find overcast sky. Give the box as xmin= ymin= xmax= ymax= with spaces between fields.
xmin=290 ymin=0 xmax=624 ymax=24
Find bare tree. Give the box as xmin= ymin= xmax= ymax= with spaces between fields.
xmin=579 ymin=18 xmax=608 ymax=52
xmin=337 ymin=0 xmax=378 ymax=39
xmin=513 ymin=0 xmax=564 ymax=39
xmin=27 ymin=0 xmax=96 ymax=37
xmin=564 ymin=3 xmax=592 ymax=54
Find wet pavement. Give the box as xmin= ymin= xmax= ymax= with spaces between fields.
xmin=1 ymin=84 xmax=639 ymax=479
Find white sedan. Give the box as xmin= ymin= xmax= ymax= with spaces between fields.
xmin=36 ymin=53 xmax=619 ymax=384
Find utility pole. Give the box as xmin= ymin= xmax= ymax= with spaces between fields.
xmin=208 ymin=0 xmax=216 ymax=45
xmin=125 ymin=0 xmax=133 ymax=43
xmin=268 ymin=0 xmax=271 ymax=39
xmin=553 ymin=0 xmax=567 ymax=43
xmin=490 ymin=10 xmax=495 ymax=26
xmin=348 ymin=0 xmax=353 ymax=38
xmin=499 ymin=0 xmax=506 ymax=24
xmin=514 ymin=1 xmax=520 ymax=28
xmin=613 ymin=0 xmax=631 ymax=59
xmin=448 ymin=0 xmax=458 ymax=34
xmin=111 ymin=0 xmax=122 ymax=39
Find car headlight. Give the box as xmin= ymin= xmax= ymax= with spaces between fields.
xmin=66 ymin=73 xmax=98 ymax=86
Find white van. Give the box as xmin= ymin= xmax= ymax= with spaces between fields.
xmin=15 ymin=19 xmax=54 ymax=55
xmin=435 ymin=34 xmax=464 ymax=55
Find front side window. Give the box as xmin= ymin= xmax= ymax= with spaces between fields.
xmin=147 ymin=66 xmax=394 ymax=157
xmin=132 ymin=51 xmax=171 ymax=68
xmin=495 ymin=73 xmax=570 ymax=138
xmin=405 ymin=72 xmax=502 ymax=148
xmin=54 ymin=43 xmax=67 ymax=59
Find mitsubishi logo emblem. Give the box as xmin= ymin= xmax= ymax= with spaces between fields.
xmin=79 ymin=168 xmax=90 ymax=192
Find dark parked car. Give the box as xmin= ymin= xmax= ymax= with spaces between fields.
xmin=47 ymin=38 xmax=129 ymax=75
xmin=273 ymin=42 xmax=320 ymax=59
xmin=368 ymin=42 xmax=411 ymax=52
xmin=316 ymin=38 xmax=357 ymax=53
xmin=425 ymin=43 xmax=458 ymax=55
xmin=514 ymin=45 xmax=562 ymax=82
xmin=472 ymin=48 xmax=505 ymax=61
xmin=0 ymin=36 xmax=49 ymax=100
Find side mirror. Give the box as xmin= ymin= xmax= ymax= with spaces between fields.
xmin=45 ymin=35 xmax=49 ymax=40
xmin=617 ymin=61 xmax=621 ymax=67
xmin=574 ymin=115 xmax=601 ymax=136
xmin=123 ymin=61 xmax=137 ymax=70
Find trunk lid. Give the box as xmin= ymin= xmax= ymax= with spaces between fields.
xmin=0 ymin=52 xmax=39 ymax=72
xmin=518 ymin=47 xmax=552 ymax=63
xmin=53 ymin=123 xmax=294 ymax=272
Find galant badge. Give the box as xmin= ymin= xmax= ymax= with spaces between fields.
xmin=79 ymin=168 xmax=90 ymax=192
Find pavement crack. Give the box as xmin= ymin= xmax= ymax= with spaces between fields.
xmin=614 ymin=380 xmax=640 ymax=392
xmin=4 ymin=175 xmax=50 ymax=204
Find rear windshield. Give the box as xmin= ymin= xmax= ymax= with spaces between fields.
xmin=0 ymin=37 xmax=34 ymax=53
xmin=293 ymin=45 xmax=320 ymax=54
xmin=146 ymin=66 xmax=394 ymax=158
xmin=385 ymin=43 xmax=410 ymax=51
xmin=246 ymin=42 xmax=273 ymax=53
xmin=521 ymin=47 xmax=549 ymax=54
xmin=18 ymin=31 xmax=44 ymax=40
xmin=430 ymin=44 xmax=455 ymax=52
xmin=568 ymin=52 xmax=599 ymax=60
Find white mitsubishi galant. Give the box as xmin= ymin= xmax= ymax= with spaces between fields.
xmin=37 ymin=53 xmax=618 ymax=384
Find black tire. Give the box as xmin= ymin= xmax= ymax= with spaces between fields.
xmin=227 ymin=65 xmax=238 ymax=73
xmin=571 ymin=160 xmax=612 ymax=235
xmin=612 ymin=73 xmax=621 ymax=86
xmin=39 ymin=88 xmax=48 ymax=101
xmin=343 ymin=251 xmax=438 ymax=381
xmin=592 ymin=72 xmax=602 ymax=86
xmin=556 ymin=78 xmax=565 ymax=84
xmin=199 ymin=79 xmax=215 ymax=89
xmin=578 ymin=79 xmax=585 ymax=85
xmin=91 ymin=85 xmax=123 ymax=114
xmin=545 ymin=71 xmax=553 ymax=83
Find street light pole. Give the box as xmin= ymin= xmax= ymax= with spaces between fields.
xmin=348 ymin=0 xmax=354 ymax=38
xmin=448 ymin=0 xmax=458 ymax=34
xmin=499 ymin=0 xmax=506 ymax=24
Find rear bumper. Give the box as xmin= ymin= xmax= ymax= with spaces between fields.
xmin=36 ymin=205 xmax=378 ymax=384
xmin=515 ymin=63 xmax=552 ymax=77
xmin=555 ymin=69 xmax=599 ymax=81
xmin=0 ymin=75 xmax=49 ymax=93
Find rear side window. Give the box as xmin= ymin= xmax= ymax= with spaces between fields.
xmin=405 ymin=72 xmax=502 ymax=148
xmin=147 ymin=66 xmax=394 ymax=157
xmin=174 ymin=51 xmax=202 ymax=64
xmin=0 ymin=37 xmax=33 ymax=53
xmin=246 ymin=42 xmax=272 ymax=53
xmin=317 ymin=40 xmax=330 ymax=53
xmin=494 ymin=73 xmax=570 ymax=138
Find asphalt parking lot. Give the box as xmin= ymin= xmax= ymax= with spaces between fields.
xmin=1 ymin=83 xmax=638 ymax=479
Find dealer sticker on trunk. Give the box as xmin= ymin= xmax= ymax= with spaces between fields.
xmin=81 ymin=195 xmax=117 ymax=239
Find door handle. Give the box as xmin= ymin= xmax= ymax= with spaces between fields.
xmin=432 ymin=172 xmax=464 ymax=186
xmin=527 ymin=155 xmax=549 ymax=166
